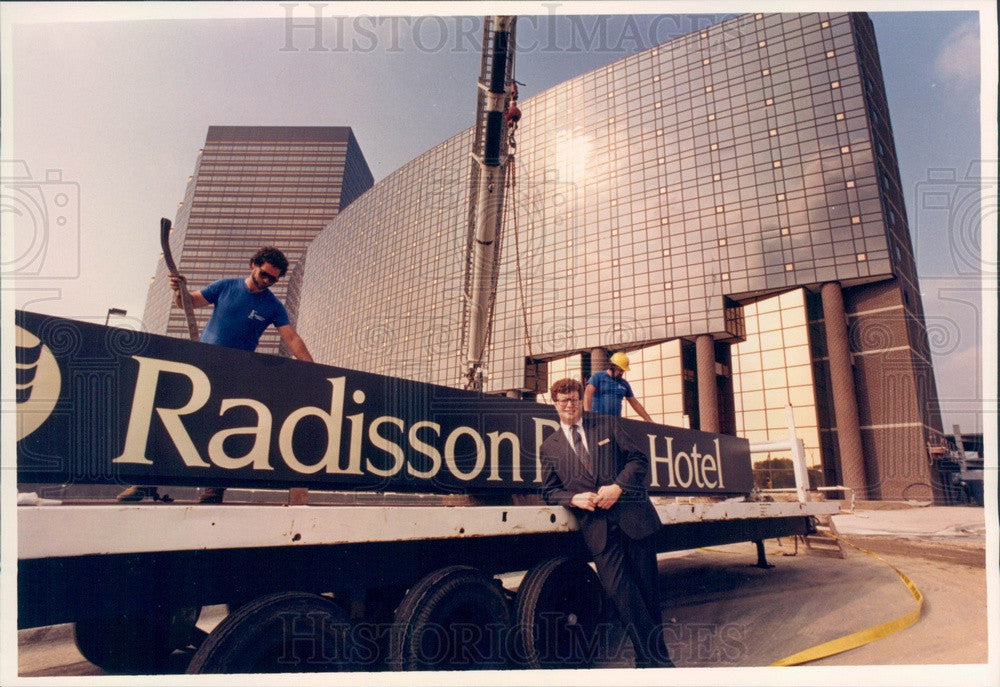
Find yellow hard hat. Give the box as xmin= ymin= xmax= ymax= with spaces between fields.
xmin=609 ymin=351 xmax=630 ymax=372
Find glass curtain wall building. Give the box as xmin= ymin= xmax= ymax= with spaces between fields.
xmin=294 ymin=13 xmax=945 ymax=501
xmin=143 ymin=125 xmax=373 ymax=355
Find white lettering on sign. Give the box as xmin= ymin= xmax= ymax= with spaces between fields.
xmin=444 ymin=426 xmax=486 ymax=481
xmin=367 ymin=416 xmax=406 ymax=477
xmin=107 ymin=351 xmax=738 ymax=493
xmin=407 ymin=421 xmax=442 ymax=478
xmin=113 ymin=356 xmax=211 ymax=467
xmin=488 ymin=431 xmax=520 ymax=482
xmin=647 ymin=436 xmax=725 ymax=490
xmin=208 ymin=398 xmax=274 ymax=470
xmin=278 ymin=378 xmax=351 ymax=474
xmin=533 ymin=418 xmax=560 ymax=483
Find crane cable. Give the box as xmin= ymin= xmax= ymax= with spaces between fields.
xmin=507 ymin=151 xmax=535 ymax=363
xmin=503 ymin=82 xmax=535 ymax=363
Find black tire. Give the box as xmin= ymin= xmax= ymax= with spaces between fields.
xmin=74 ymin=606 xmax=201 ymax=674
xmin=389 ymin=565 xmax=510 ymax=671
xmin=514 ymin=557 xmax=605 ymax=669
xmin=186 ymin=592 xmax=358 ymax=674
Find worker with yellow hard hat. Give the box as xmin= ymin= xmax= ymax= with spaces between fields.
xmin=583 ymin=351 xmax=654 ymax=423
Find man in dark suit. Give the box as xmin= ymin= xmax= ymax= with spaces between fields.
xmin=540 ymin=377 xmax=674 ymax=668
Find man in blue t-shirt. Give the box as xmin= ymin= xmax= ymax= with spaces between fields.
xmin=584 ymin=351 xmax=654 ymax=423
xmin=118 ymin=247 xmax=312 ymax=503
xmin=174 ymin=246 xmax=313 ymax=361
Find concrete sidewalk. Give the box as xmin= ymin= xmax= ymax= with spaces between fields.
xmin=831 ymin=505 xmax=987 ymax=542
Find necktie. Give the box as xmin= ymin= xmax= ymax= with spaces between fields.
xmin=573 ymin=426 xmax=592 ymax=474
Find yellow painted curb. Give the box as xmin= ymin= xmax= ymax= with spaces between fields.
xmin=770 ymin=531 xmax=923 ymax=666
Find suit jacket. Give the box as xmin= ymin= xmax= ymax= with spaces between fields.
xmin=539 ymin=414 xmax=661 ymax=554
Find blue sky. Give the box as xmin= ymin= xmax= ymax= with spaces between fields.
xmin=1 ymin=2 xmax=995 ymax=435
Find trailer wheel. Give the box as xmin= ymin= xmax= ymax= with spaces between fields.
xmin=186 ymin=592 xmax=358 ymax=673
xmin=389 ymin=565 xmax=510 ymax=671
xmin=74 ymin=606 xmax=201 ymax=674
xmin=514 ymin=556 xmax=605 ymax=669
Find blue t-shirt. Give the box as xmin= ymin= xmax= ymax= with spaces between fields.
xmin=199 ymin=278 xmax=290 ymax=351
xmin=586 ymin=370 xmax=634 ymax=416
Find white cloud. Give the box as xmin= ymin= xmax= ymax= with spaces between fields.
xmin=933 ymin=19 xmax=980 ymax=90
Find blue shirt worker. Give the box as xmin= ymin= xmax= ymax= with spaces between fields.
xmin=173 ymin=246 xmax=313 ymax=361
xmin=118 ymin=247 xmax=312 ymax=504
xmin=584 ymin=351 xmax=655 ymax=423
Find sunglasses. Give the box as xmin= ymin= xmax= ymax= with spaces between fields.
xmin=256 ymin=266 xmax=280 ymax=283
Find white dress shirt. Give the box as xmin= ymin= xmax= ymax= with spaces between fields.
xmin=560 ymin=422 xmax=590 ymax=454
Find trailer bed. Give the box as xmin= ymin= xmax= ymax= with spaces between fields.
xmin=18 ymin=499 xmax=839 ymax=558
xmin=18 ymin=498 xmax=840 ymax=630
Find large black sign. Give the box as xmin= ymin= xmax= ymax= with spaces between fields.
xmin=15 ymin=310 xmax=753 ymax=495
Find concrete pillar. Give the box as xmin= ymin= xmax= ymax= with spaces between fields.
xmin=820 ymin=282 xmax=868 ymax=495
xmin=695 ymin=334 xmax=720 ymax=433
xmin=591 ymin=348 xmax=609 ymax=372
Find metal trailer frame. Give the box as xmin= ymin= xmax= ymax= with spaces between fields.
xmin=18 ymin=499 xmax=838 ymax=630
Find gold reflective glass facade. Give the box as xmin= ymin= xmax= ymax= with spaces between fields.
xmin=296 ymin=134 xmax=472 ymax=382
xmin=614 ymin=341 xmax=688 ymax=428
xmin=732 ymin=290 xmax=822 ymax=483
xmin=295 ymin=12 xmax=944 ymax=499
xmin=538 ymin=290 xmax=822 ymax=486
xmin=299 ymin=12 xmax=894 ymax=387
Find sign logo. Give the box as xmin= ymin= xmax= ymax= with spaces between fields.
xmin=15 ymin=325 xmax=61 ymax=440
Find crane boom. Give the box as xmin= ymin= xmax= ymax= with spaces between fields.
xmin=463 ymin=16 xmax=517 ymax=390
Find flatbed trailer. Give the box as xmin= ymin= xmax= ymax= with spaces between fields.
xmin=19 ymin=497 xmax=837 ymax=625
xmin=17 ymin=495 xmax=839 ymax=673
xmin=15 ymin=310 xmax=842 ymax=673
